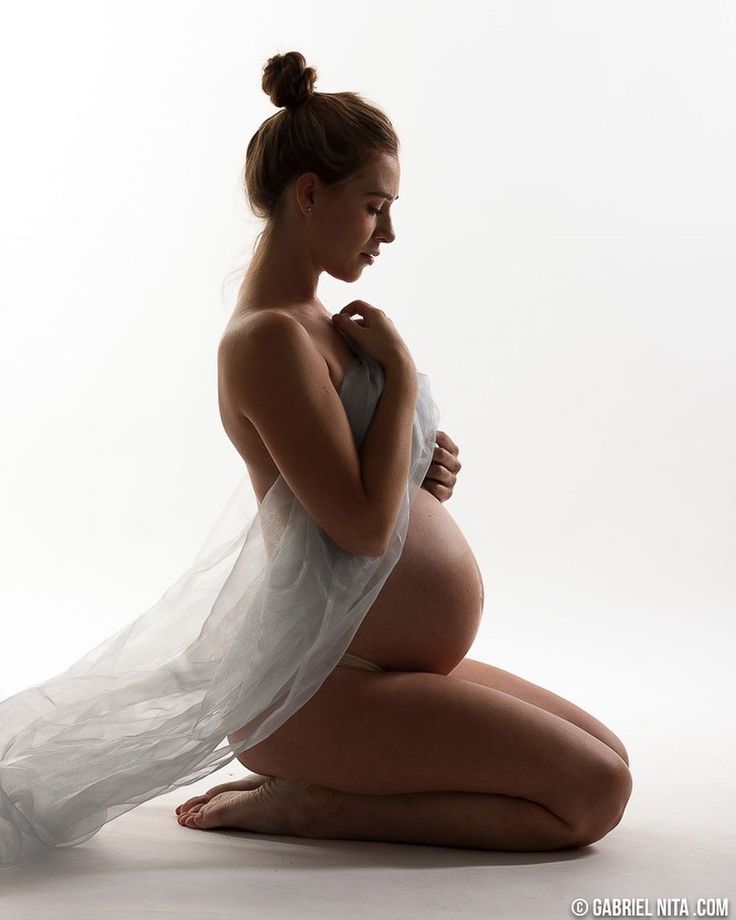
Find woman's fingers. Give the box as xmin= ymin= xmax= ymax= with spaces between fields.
xmin=421 ymin=478 xmax=453 ymax=502
xmin=426 ymin=461 xmax=455 ymax=486
xmin=436 ymin=430 xmax=460 ymax=459
xmin=433 ymin=444 xmax=461 ymax=473
xmin=422 ymin=433 xmax=463 ymax=503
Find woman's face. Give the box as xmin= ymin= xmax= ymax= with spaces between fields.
xmin=307 ymin=152 xmax=400 ymax=282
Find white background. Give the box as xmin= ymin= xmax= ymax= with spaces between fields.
xmin=0 ymin=0 xmax=734 ymax=895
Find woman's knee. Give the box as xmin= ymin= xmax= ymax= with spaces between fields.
xmin=569 ymin=756 xmax=633 ymax=846
xmin=597 ymin=727 xmax=630 ymax=767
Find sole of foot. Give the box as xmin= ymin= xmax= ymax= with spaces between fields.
xmin=175 ymin=773 xmax=272 ymax=816
xmin=176 ymin=775 xmax=338 ymax=837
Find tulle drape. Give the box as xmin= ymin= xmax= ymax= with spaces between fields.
xmin=0 ymin=345 xmax=440 ymax=868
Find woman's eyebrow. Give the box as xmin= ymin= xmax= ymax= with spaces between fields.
xmin=366 ymin=190 xmax=399 ymax=201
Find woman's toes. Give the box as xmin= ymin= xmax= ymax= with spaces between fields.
xmin=192 ymin=804 xmax=217 ymax=829
xmin=182 ymin=798 xmax=228 ymax=829
xmin=176 ymin=795 xmax=206 ymax=815
xmin=178 ymin=802 xmax=205 ymax=827
xmin=177 ymin=789 xmax=266 ymax=832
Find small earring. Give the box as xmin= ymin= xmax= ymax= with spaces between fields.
xmin=306 ymin=207 xmax=312 ymax=212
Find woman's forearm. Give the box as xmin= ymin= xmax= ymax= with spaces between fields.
xmin=358 ymin=359 xmax=419 ymax=555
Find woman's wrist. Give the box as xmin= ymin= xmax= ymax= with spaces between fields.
xmin=383 ymin=351 xmax=418 ymax=387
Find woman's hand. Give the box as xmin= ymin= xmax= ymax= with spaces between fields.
xmin=420 ymin=430 xmax=461 ymax=502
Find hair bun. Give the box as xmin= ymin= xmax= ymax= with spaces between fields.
xmin=262 ymin=51 xmax=317 ymax=110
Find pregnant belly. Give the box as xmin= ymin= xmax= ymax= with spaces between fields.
xmin=345 ymin=488 xmax=485 ymax=674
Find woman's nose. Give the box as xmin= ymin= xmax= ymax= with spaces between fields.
xmin=377 ymin=223 xmax=395 ymax=245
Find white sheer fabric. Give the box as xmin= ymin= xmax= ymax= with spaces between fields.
xmin=0 ymin=338 xmax=440 ymax=868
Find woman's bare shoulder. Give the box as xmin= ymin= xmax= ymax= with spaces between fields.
xmin=222 ymin=306 xmax=291 ymax=341
xmin=218 ymin=308 xmax=306 ymax=371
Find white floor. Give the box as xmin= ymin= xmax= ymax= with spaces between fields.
xmin=2 ymin=749 xmax=733 ymax=920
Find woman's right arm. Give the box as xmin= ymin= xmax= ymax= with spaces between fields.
xmin=220 ymin=310 xmax=417 ymax=557
xmin=358 ymin=357 xmax=418 ymax=554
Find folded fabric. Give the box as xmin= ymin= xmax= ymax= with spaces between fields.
xmin=0 ymin=337 xmax=440 ymax=868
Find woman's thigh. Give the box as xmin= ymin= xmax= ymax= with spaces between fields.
xmin=233 ymin=666 xmax=631 ymax=832
xmin=448 ymin=658 xmax=630 ymax=767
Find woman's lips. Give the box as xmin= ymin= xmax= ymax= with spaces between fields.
xmin=360 ymin=253 xmax=374 ymax=264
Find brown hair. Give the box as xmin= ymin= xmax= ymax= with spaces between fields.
xmin=222 ymin=51 xmax=399 ymax=301
xmin=246 ymin=50 xmax=399 ymax=217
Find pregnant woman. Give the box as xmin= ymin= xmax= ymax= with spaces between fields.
xmin=175 ymin=51 xmax=633 ymax=851
xmin=0 ymin=51 xmax=632 ymax=867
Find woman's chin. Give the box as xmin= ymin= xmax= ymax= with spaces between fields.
xmin=324 ymin=258 xmax=367 ymax=283
xmin=339 ymin=266 xmax=365 ymax=282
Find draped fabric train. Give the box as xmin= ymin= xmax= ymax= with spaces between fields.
xmin=0 ymin=338 xmax=440 ymax=868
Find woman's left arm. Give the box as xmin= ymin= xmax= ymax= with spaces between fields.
xmin=420 ymin=430 xmax=461 ymax=502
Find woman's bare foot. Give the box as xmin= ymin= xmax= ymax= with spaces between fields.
xmin=176 ymin=776 xmax=338 ymax=837
xmin=175 ymin=773 xmax=272 ymax=816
